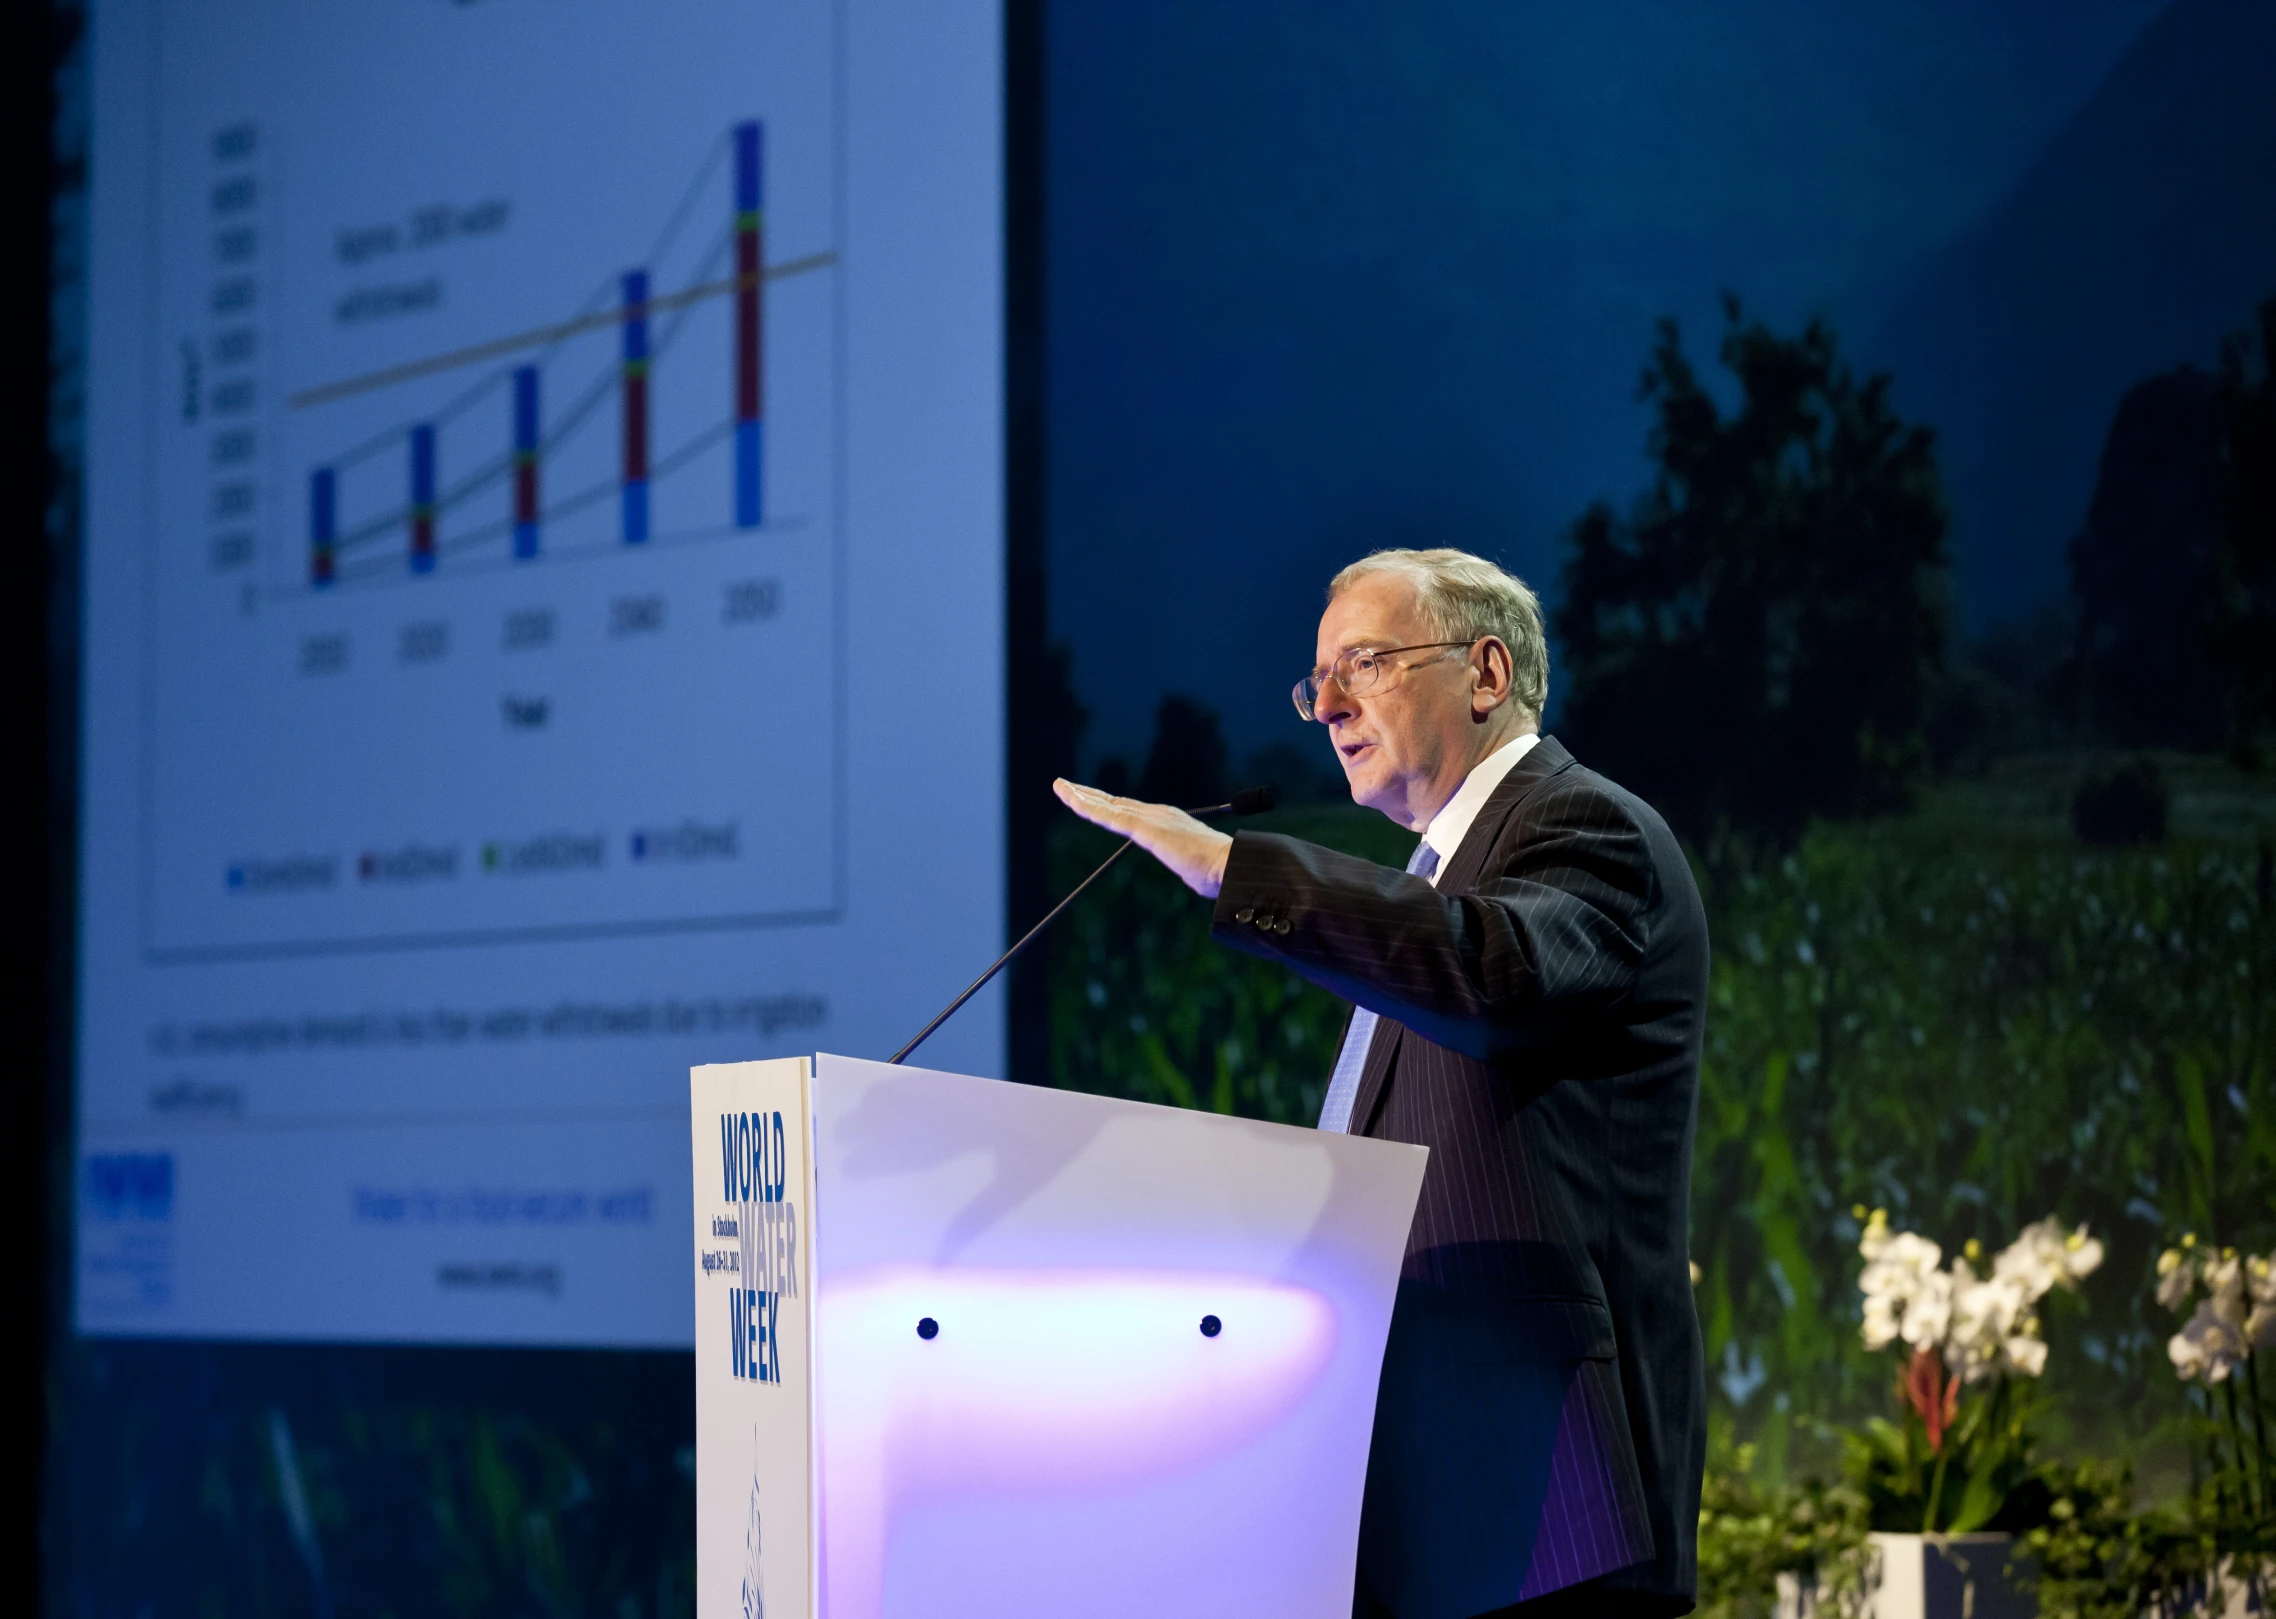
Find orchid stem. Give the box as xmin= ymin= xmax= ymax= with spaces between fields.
xmin=2222 ymin=1378 xmax=2247 ymax=1512
xmin=1922 ymin=1393 xmax=1971 ymax=1536
xmin=1923 ymin=1446 xmax=1950 ymax=1536
xmin=2248 ymin=1355 xmax=2270 ymax=1516
xmin=2199 ymin=1386 xmax=2230 ymax=1516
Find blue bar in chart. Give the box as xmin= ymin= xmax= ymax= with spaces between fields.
xmin=513 ymin=365 xmax=540 ymax=559
xmin=309 ymin=468 xmax=336 ymax=586
xmin=735 ymin=119 xmax=764 ymax=528
xmin=409 ymin=423 xmax=437 ymax=573
xmin=621 ymin=270 xmax=650 ymax=545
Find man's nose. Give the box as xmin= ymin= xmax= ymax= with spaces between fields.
xmin=1314 ymin=679 xmax=1355 ymax=726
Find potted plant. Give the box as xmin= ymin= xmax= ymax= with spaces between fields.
xmin=1694 ymin=1441 xmax=1872 ymax=1619
xmin=2022 ymin=1457 xmax=2275 ymax=1619
xmin=2143 ymin=1237 xmax=2276 ymax=1615
xmin=1842 ymin=1210 xmax=2105 ymax=1619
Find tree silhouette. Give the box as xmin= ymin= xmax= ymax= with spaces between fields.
xmin=1137 ymin=694 xmax=1229 ymax=808
xmin=1555 ymin=298 xmax=1950 ymax=850
xmin=2066 ymin=367 xmax=2226 ymax=751
xmin=2212 ymin=295 xmax=2276 ymax=762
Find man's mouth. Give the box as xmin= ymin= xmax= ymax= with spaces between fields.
xmin=1338 ymin=740 xmax=1372 ymax=762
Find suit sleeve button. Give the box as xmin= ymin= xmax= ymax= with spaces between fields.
xmin=1274 ymin=917 xmax=1292 ymax=935
xmin=1234 ymin=907 xmax=1254 ymax=924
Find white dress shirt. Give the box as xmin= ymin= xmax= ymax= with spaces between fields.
xmin=1313 ymin=728 xmax=1542 ymax=1133
xmin=1414 ymin=730 xmax=1540 ymax=886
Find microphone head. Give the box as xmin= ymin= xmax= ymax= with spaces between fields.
xmin=1227 ymin=784 xmax=1278 ymax=816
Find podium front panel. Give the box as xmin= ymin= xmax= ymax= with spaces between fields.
xmin=693 ymin=1057 xmax=819 ymax=1619
xmin=809 ymin=1052 xmax=1426 ymax=1619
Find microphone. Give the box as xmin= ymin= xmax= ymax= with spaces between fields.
xmin=886 ymin=785 xmax=1281 ymax=1066
xmin=1188 ymin=784 xmax=1279 ymax=818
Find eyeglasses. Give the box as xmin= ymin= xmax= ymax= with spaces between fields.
xmin=1292 ymin=642 xmax=1474 ymax=722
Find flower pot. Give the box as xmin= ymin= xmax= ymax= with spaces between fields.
xmin=2157 ymin=1556 xmax=2274 ymax=1618
xmin=1772 ymin=1534 xmax=2034 ymax=1619
xmin=1862 ymin=1532 xmax=2034 ymax=1619
xmin=1774 ymin=1569 xmax=1839 ymax=1618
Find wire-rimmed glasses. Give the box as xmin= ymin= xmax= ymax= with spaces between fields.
xmin=1292 ymin=642 xmax=1473 ymax=722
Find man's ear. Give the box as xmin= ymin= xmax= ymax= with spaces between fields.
xmin=1471 ymin=638 xmax=1513 ymax=715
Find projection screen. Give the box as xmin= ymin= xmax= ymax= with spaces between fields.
xmin=75 ymin=0 xmax=1004 ymax=1345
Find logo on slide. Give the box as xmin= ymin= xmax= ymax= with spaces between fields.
xmin=80 ymin=1152 xmax=177 ymax=1312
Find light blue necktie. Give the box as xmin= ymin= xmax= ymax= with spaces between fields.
xmin=1317 ymin=838 xmax=1440 ymax=1133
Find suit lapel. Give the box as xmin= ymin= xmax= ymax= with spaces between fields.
xmin=1348 ymin=734 xmax=1578 ymax=1137
xmin=1434 ymin=733 xmax=1575 ymax=894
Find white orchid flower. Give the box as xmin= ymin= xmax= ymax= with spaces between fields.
xmin=1902 ymin=1271 xmax=1954 ymax=1350
xmin=2156 ymin=1248 xmax=2197 ymax=1312
xmin=1992 ymin=1217 xmax=2058 ymax=1280
xmin=1948 ymin=1269 xmax=2037 ymax=1383
xmin=1891 ymin=1231 xmax=1942 ymax=1272
xmin=1862 ymin=1292 xmax=1902 ymax=1351
xmin=2206 ymin=1254 xmax=2247 ymax=1329
xmin=2002 ymin=1335 xmax=2049 ymax=1377
xmin=2170 ymin=1298 xmax=2247 ymax=1384
xmin=1953 ymin=1276 xmax=2024 ymax=1346
xmin=2247 ymin=1254 xmax=2276 ymax=1308
xmin=1991 ymin=1216 xmax=2101 ymax=1307
xmin=1857 ymin=1261 xmax=1908 ymax=1305
xmin=1858 ymin=1208 xmax=1892 ymax=1262
xmin=2170 ymin=1328 xmax=2205 ymax=1381
xmin=2247 ymin=1303 xmax=2276 ymax=1352
xmin=1858 ymin=1226 xmax=1944 ymax=1353
xmin=1857 ymin=1215 xmax=2098 ymax=1383
xmin=2062 ymin=1226 xmax=2104 ymax=1281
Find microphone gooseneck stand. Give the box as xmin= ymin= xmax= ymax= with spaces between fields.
xmin=886 ymin=785 xmax=1279 ymax=1066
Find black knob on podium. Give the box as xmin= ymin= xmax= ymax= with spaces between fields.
xmin=1199 ymin=1315 xmax=1222 ymax=1338
xmin=917 ymin=1316 xmax=939 ymax=1340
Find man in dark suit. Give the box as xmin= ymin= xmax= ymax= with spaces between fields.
xmin=1055 ymin=548 xmax=1707 ymax=1618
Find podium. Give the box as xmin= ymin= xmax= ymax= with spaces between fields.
xmin=691 ymin=1052 xmax=1427 ymax=1619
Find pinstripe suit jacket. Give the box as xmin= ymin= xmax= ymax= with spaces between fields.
xmin=1212 ymin=736 xmax=1707 ymax=1618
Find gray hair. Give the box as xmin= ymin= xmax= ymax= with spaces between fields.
xmin=1328 ymin=547 xmax=1550 ymax=720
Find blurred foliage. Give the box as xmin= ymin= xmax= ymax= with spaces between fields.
xmin=2022 ymin=1460 xmax=2276 ymax=1619
xmin=1690 ymin=821 xmax=2276 ymax=1490
xmin=1693 ymin=1441 xmax=1871 ymax=1619
xmin=2071 ymin=757 xmax=2171 ymax=846
xmin=1843 ymin=1391 xmax=2054 ymax=1536
xmin=48 ymin=1342 xmax=694 ymax=1619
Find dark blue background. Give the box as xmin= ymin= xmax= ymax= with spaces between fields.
xmin=1046 ymin=0 xmax=2276 ymax=764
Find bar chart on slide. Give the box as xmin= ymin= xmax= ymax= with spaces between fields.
xmin=288 ymin=121 xmax=817 ymax=589
xmin=138 ymin=1 xmax=845 ymax=957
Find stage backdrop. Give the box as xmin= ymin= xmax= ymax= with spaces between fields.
xmin=74 ymin=0 xmax=1004 ymax=1346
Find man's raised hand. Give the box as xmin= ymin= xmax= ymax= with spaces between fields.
xmin=1052 ymin=779 xmax=1234 ymax=899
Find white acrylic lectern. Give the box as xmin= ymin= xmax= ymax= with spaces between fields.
xmin=691 ymin=1052 xmax=1427 ymax=1619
